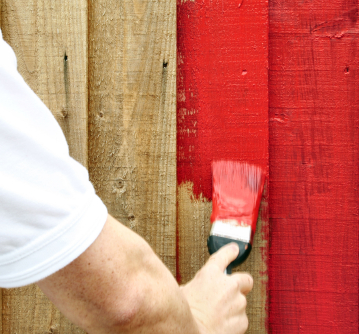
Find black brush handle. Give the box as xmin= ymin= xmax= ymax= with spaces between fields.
xmin=207 ymin=235 xmax=252 ymax=273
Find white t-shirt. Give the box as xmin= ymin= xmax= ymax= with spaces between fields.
xmin=0 ymin=30 xmax=108 ymax=288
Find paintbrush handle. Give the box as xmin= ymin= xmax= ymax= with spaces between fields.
xmin=225 ymin=264 xmax=232 ymax=275
xmin=207 ymin=235 xmax=251 ymax=269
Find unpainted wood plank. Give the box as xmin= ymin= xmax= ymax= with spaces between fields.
xmin=88 ymin=0 xmax=177 ymax=274
xmin=2 ymin=0 xmax=88 ymax=166
xmin=177 ymin=182 xmax=212 ymax=283
xmin=177 ymin=186 xmax=269 ymax=333
xmin=1 ymin=0 xmax=87 ymax=332
xmin=177 ymin=0 xmax=269 ymax=332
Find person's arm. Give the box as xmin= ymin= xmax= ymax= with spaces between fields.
xmin=37 ymin=214 xmax=252 ymax=334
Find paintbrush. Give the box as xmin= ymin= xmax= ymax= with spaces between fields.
xmin=207 ymin=161 xmax=265 ymax=274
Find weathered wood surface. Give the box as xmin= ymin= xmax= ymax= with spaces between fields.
xmin=88 ymin=0 xmax=177 ymax=274
xmin=177 ymin=1 xmax=269 ymax=332
xmin=268 ymin=0 xmax=359 ymax=332
xmin=1 ymin=0 xmax=176 ymax=331
xmin=1 ymin=0 xmax=88 ymax=332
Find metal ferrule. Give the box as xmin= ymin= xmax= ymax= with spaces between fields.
xmin=210 ymin=220 xmax=252 ymax=244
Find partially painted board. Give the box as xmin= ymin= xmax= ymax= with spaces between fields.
xmin=88 ymin=0 xmax=177 ymax=274
xmin=177 ymin=0 xmax=269 ymax=332
xmin=268 ymin=0 xmax=359 ymax=332
xmin=1 ymin=0 xmax=88 ymax=333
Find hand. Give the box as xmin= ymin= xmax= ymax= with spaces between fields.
xmin=180 ymin=243 xmax=253 ymax=334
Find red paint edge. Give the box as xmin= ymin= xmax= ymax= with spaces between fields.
xmin=177 ymin=0 xmax=269 ymax=326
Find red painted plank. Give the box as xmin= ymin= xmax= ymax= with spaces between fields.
xmin=268 ymin=0 xmax=359 ymax=332
xmin=177 ymin=0 xmax=268 ymax=200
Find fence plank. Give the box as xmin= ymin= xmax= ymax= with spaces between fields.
xmin=268 ymin=0 xmax=359 ymax=332
xmin=88 ymin=0 xmax=177 ymax=274
xmin=1 ymin=0 xmax=87 ymax=332
xmin=177 ymin=0 xmax=269 ymax=332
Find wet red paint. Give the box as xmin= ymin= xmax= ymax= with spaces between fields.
xmin=178 ymin=0 xmax=359 ymax=331
xmin=211 ymin=161 xmax=265 ymax=241
xmin=177 ymin=0 xmax=269 ymax=201
xmin=268 ymin=0 xmax=359 ymax=332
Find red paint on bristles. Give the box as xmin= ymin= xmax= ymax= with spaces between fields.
xmin=211 ymin=161 xmax=265 ymax=238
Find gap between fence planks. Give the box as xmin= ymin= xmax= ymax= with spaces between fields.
xmin=1 ymin=1 xmax=87 ymax=332
xmin=88 ymin=0 xmax=177 ymax=275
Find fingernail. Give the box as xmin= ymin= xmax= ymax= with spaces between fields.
xmin=230 ymin=243 xmax=239 ymax=252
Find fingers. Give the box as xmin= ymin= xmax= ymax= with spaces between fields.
xmin=238 ymin=313 xmax=249 ymax=334
xmin=237 ymin=295 xmax=249 ymax=334
xmin=233 ymin=273 xmax=253 ymax=295
xmin=207 ymin=243 xmax=239 ymax=272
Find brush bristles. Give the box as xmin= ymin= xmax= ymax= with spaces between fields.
xmin=211 ymin=160 xmax=266 ymax=245
xmin=212 ymin=161 xmax=265 ymax=194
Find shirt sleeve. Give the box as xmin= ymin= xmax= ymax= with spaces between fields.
xmin=0 ymin=30 xmax=108 ymax=288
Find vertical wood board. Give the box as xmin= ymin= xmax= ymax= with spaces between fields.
xmin=177 ymin=0 xmax=269 ymax=332
xmin=1 ymin=0 xmax=88 ymax=165
xmin=268 ymin=0 xmax=359 ymax=332
xmin=88 ymin=0 xmax=177 ymax=274
xmin=1 ymin=0 xmax=88 ymax=332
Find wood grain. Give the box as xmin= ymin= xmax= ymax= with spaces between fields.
xmin=177 ymin=186 xmax=269 ymax=334
xmin=88 ymin=0 xmax=177 ymax=274
xmin=177 ymin=0 xmax=269 ymax=332
xmin=268 ymin=0 xmax=359 ymax=332
xmin=177 ymin=182 xmax=212 ymax=282
xmin=1 ymin=0 xmax=88 ymax=332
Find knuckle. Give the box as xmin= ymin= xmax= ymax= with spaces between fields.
xmin=207 ymin=253 xmax=220 ymax=265
xmin=243 ymin=272 xmax=253 ymax=287
xmin=233 ymin=276 xmax=241 ymax=290
xmin=206 ymin=253 xmax=227 ymax=271
xmin=239 ymin=273 xmax=254 ymax=292
xmin=205 ymin=261 xmax=218 ymax=272
xmin=247 ymin=275 xmax=254 ymax=288
xmin=242 ymin=315 xmax=249 ymax=333
xmin=233 ymin=275 xmax=244 ymax=289
xmin=199 ymin=262 xmax=217 ymax=278
xmin=196 ymin=265 xmax=209 ymax=278
xmin=240 ymin=293 xmax=247 ymax=309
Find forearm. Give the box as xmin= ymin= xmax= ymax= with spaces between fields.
xmin=37 ymin=214 xmax=200 ymax=334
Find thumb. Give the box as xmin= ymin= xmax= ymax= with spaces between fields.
xmin=207 ymin=243 xmax=239 ymax=272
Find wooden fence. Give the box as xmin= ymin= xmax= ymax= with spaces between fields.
xmin=1 ymin=0 xmax=358 ymax=333
xmin=0 ymin=0 xmax=176 ymax=332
